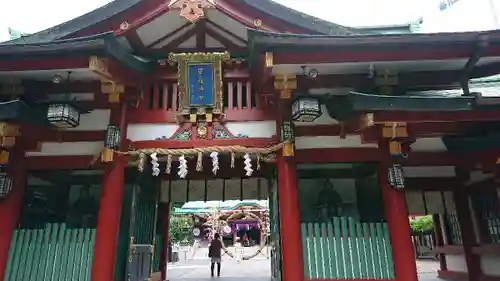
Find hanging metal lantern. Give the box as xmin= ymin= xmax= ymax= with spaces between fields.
xmin=292 ymin=97 xmax=322 ymax=122
xmin=388 ymin=164 xmax=405 ymax=189
xmin=104 ymin=125 xmax=121 ymax=150
xmin=46 ymin=103 xmax=80 ymax=128
xmin=280 ymin=121 xmax=294 ymax=142
xmin=0 ymin=166 xmax=13 ymax=199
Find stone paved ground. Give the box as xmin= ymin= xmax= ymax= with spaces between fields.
xmin=166 ymin=247 xmax=447 ymax=281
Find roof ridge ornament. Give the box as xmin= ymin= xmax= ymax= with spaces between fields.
xmin=168 ymin=0 xmax=216 ymax=22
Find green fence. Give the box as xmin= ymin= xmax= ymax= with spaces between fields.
xmin=301 ymin=218 xmax=395 ymax=280
xmin=4 ymin=223 xmax=96 ymax=281
xmin=152 ymin=234 xmax=163 ymax=273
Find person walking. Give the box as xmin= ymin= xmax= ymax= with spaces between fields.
xmin=208 ymin=233 xmax=223 ymax=277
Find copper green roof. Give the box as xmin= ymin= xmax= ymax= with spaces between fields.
xmin=0 ymin=32 xmax=156 ymax=73
xmin=171 ymin=200 xmax=268 ymax=215
xmin=4 ymin=0 xmax=376 ymax=46
xmin=247 ymin=28 xmax=500 ymax=52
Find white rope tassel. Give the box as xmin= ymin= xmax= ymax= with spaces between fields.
xmin=151 ymin=152 xmax=160 ymax=176
xmin=243 ymin=153 xmax=253 ymax=177
xmin=178 ymin=155 xmax=188 ymax=179
xmin=165 ymin=154 xmax=172 ymax=174
xmin=210 ymin=151 xmax=219 ymax=175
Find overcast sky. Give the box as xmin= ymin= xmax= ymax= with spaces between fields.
xmin=0 ymin=0 xmax=438 ymax=42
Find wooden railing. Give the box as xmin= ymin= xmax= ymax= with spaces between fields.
xmin=128 ymin=80 xmax=271 ymax=123
xmin=301 ymin=218 xmax=395 ymax=280
xmin=5 ymin=223 xmax=96 ymax=281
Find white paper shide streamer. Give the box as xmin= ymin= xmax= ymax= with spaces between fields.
xmin=243 ymin=153 xmax=253 ymax=176
xmin=178 ymin=155 xmax=188 ymax=178
xmin=210 ymin=152 xmax=219 ymax=175
xmin=150 ymin=153 xmax=160 ymax=176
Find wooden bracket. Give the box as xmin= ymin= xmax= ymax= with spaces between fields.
xmin=382 ymin=122 xmax=408 ymax=139
xmin=101 ymin=82 xmax=124 ymax=103
xmin=90 ymin=56 xmax=125 ymax=102
xmin=0 ymin=150 xmax=9 ymax=164
xmin=89 ymin=56 xmax=113 ymax=81
xmin=274 ymin=74 xmax=297 ymax=99
xmin=282 ymin=142 xmax=294 ymax=158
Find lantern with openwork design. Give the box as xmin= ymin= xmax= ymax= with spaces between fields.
xmin=388 ymin=164 xmax=405 ymax=189
xmin=280 ymin=121 xmax=294 ymax=142
xmin=105 ymin=125 xmax=121 ymax=150
xmin=292 ymin=97 xmax=322 ymax=122
xmin=47 ymin=103 xmax=80 ymax=128
xmin=0 ymin=166 xmax=12 ymax=199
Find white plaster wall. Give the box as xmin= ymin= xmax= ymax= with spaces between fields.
xmin=65 ymin=109 xmax=110 ymax=131
xmin=126 ymin=124 xmax=179 ymax=141
xmin=403 ymin=166 xmax=456 ymax=178
xmin=295 ymin=135 xmax=377 ymax=149
xmin=25 ymin=141 xmax=104 ymax=156
xmin=410 ymin=138 xmax=447 ymax=152
xmin=446 ymin=254 xmax=468 ymax=272
xmin=481 ymin=256 xmax=500 ymax=276
xmin=225 ymin=121 xmax=276 ymax=138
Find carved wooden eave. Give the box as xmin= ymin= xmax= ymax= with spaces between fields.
xmin=89 ymin=56 xmax=124 ymax=103
xmin=168 ymin=0 xmax=216 ymax=22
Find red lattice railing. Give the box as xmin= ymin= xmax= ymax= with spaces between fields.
xmin=128 ymin=79 xmax=272 ymax=123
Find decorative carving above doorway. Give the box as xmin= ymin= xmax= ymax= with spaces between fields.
xmin=168 ymin=0 xmax=216 ymax=22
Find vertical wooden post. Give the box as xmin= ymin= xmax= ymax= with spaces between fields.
xmin=160 ymin=202 xmax=171 ymax=281
xmin=432 ymin=214 xmax=447 ymax=271
xmin=91 ymin=103 xmax=127 ymax=281
xmin=379 ymin=162 xmax=418 ymax=281
xmin=0 ymin=149 xmax=25 ymax=281
xmin=453 ymin=188 xmax=481 ymax=281
xmin=277 ymin=154 xmax=304 ymax=281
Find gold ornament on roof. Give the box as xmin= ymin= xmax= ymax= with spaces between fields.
xmin=168 ymin=0 xmax=216 ymax=22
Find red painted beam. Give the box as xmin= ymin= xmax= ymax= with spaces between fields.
xmin=26 ymin=155 xmax=106 ymax=170
xmin=405 ymin=178 xmax=460 ymax=190
xmin=373 ymin=110 xmax=500 ymax=123
xmin=295 ymin=148 xmax=470 ymax=166
xmin=296 ymin=122 xmax=483 ymax=138
xmin=296 ymin=148 xmax=382 ymax=163
xmin=272 ymin=47 xmax=500 ymax=65
xmin=132 ymin=138 xmax=278 ymax=149
xmin=294 ymin=70 xmax=462 ymax=89
xmin=25 ymin=81 xmax=101 ymax=94
xmin=0 ymin=57 xmax=90 ymax=71
xmin=20 ymin=127 xmax=105 ymax=143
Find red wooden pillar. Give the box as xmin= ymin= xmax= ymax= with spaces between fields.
xmin=453 ymin=188 xmax=481 ymax=281
xmin=379 ymin=163 xmax=418 ymax=281
xmin=160 ymin=202 xmax=171 ymax=281
xmin=277 ymin=155 xmax=304 ymax=281
xmin=0 ymin=150 xmax=25 ymax=281
xmin=91 ymin=103 xmax=127 ymax=281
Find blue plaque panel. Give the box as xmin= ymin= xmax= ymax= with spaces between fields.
xmin=187 ymin=63 xmax=214 ymax=107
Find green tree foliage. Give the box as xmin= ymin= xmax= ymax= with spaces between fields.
xmin=410 ymin=215 xmax=433 ymax=234
xmin=169 ymin=215 xmax=194 ymax=243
